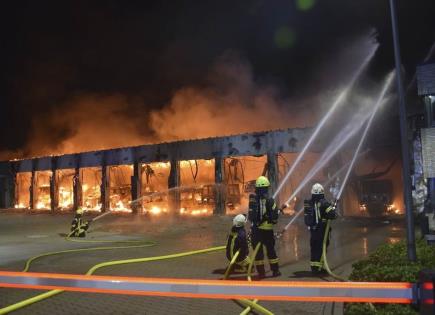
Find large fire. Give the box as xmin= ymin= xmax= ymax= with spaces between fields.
xmin=58 ymin=169 xmax=74 ymax=210
xmin=13 ymin=157 xmax=267 ymax=216
xmin=81 ymin=167 xmax=102 ymax=211
xmin=15 ymin=156 xmax=316 ymax=217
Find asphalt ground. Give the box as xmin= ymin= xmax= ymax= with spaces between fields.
xmin=0 ymin=212 xmax=405 ymax=314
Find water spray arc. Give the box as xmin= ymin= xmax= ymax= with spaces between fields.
xmin=277 ymin=150 xmax=371 ymax=236
xmin=273 ymin=45 xmax=379 ymax=199
xmin=280 ymin=70 xmax=395 ymax=233
xmin=319 ymin=71 xmax=395 ymax=281
xmin=283 ymin=105 xmax=377 ymax=208
xmin=335 ymin=71 xmax=396 ymax=201
xmin=326 ymin=149 xmax=370 ymax=189
xmin=278 ymin=111 xmax=377 ymax=232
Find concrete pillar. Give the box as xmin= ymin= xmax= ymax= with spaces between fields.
xmin=73 ymin=167 xmax=82 ymax=211
xmin=50 ymin=158 xmax=59 ymax=212
xmin=12 ymin=169 xmax=17 ymax=208
xmin=168 ymin=160 xmax=180 ymax=213
xmin=267 ymin=152 xmax=280 ymax=205
xmin=214 ymin=157 xmax=226 ymax=215
xmin=131 ymin=162 xmax=142 ymax=214
xmin=101 ymin=165 xmax=110 ymax=212
xmin=50 ymin=173 xmax=58 ymax=212
xmin=30 ymin=169 xmax=35 ymax=210
xmin=49 ymin=173 xmax=55 ymax=212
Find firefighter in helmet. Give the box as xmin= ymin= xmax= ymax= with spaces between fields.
xmin=70 ymin=207 xmax=89 ymax=237
xmin=248 ymin=176 xmax=281 ymax=278
xmin=304 ymin=183 xmax=338 ymax=275
xmin=226 ymin=214 xmax=251 ymax=273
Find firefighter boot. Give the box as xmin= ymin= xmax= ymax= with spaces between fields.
xmin=256 ymin=265 xmax=266 ymax=279
xmin=271 ymin=263 xmax=281 ymax=277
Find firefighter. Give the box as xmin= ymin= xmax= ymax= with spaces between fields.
xmin=70 ymin=207 xmax=89 ymax=237
xmin=304 ymin=183 xmax=338 ymax=275
xmin=248 ymin=176 xmax=281 ymax=278
xmin=226 ymin=214 xmax=251 ymax=273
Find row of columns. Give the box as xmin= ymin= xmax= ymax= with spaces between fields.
xmin=21 ymin=153 xmax=280 ymax=214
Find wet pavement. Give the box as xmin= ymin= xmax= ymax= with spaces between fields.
xmin=0 ymin=212 xmax=405 ymax=314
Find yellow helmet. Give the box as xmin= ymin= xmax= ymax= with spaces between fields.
xmin=255 ymin=176 xmax=270 ymax=188
xmin=76 ymin=207 xmax=84 ymax=215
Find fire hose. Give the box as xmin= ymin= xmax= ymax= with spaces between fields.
xmin=1 ymin=232 xmax=274 ymax=315
xmin=223 ymin=242 xmax=273 ymax=315
xmin=321 ymin=220 xmax=347 ymax=282
xmin=1 ymin=216 xmax=382 ymax=314
xmin=0 ymin=237 xmax=225 ymax=315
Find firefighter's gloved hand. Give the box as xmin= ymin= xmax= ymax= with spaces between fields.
xmin=331 ymin=199 xmax=341 ymax=218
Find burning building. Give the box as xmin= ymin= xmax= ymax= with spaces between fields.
xmin=0 ymin=128 xmax=314 ymax=215
xmin=0 ymin=127 xmax=404 ymax=217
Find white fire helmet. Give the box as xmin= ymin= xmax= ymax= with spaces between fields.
xmin=233 ymin=214 xmax=247 ymax=227
xmin=311 ymin=183 xmax=324 ymax=195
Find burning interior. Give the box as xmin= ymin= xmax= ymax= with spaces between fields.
xmin=34 ymin=171 xmax=51 ymax=210
xmin=141 ymin=162 xmax=170 ymax=215
xmin=11 ymin=151 xmax=403 ymax=217
xmin=109 ymin=165 xmax=132 ymax=212
xmin=57 ymin=169 xmax=74 ymax=210
xmin=80 ymin=167 xmax=102 ymax=211
xmin=224 ymin=156 xmax=266 ymax=214
xmin=179 ymin=159 xmax=215 ymax=216
xmin=348 ymin=152 xmax=404 ymax=217
xmin=15 ymin=172 xmax=31 ymax=209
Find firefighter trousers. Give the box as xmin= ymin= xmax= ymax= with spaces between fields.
xmin=310 ymin=223 xmax=330 ymax=272
xmin=252 ymin=228 xmax=279 ymax=274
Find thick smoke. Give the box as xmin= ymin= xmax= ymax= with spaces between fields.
xmin=1 ymin=31 xmax=379 ymax=160
xmin=149 ymin=53 xmax=311 ymax=141
xmin=14 ymin=94 xmax=148 ymax=158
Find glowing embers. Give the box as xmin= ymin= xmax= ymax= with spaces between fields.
xmin=386 ymin=203 xmax=402 ymax=215
xmin=141 ymin=162 xmax=170 ymax=216
xmin=34 ymin=171 xmax=51 ymax=210
xmin=57 ymin=169 xmax=74 ymax=210
xmin=80 ymin=167 xmax=102 ymax=211
xmin=15 ymin=172 xmax=31 ymax=209
xmin=224 ymin=156 xmax=266 ymax=215
xmin=179 ymin=206 xmax=209 ymax=216
xmin=109 ymin=165 xmax=132 ymax=212
xmin=179 ymin=159 xmax=214 ymax=216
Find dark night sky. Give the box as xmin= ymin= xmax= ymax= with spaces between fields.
xmin=0 ymin=0 xmax=434 ymax=155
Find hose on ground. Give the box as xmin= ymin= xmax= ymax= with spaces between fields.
xmin=0 ymin=239 xmax=225 ymax=315
xmin=322 ymin=220 xmax=378 ymax=312
xmin=23 ymin=241 xmax=155 ymax=272
xmin=240 ymin=242 xmax=264 ymax=315
xmin=222 ymin=242 xmax=273 ymax=315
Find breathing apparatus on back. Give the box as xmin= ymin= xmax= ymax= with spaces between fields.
xmin=304 ymin=183 xmax=339 ymax=228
